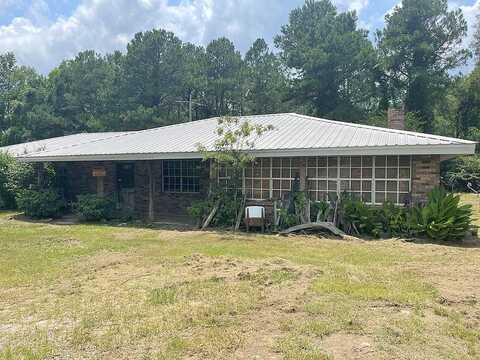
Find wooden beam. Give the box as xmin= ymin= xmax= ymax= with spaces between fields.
xmin=148 ymin=161 xmax=155 ymax=222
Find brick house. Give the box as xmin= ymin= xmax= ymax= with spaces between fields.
xmin=1 ymin=112 xmax=475 ymax=222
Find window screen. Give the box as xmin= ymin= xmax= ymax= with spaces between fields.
xmin=163 ymin=160 xmax=201 ymax=193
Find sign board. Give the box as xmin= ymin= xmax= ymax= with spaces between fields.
xmin=92 ymin=167 xmax=106 ymax=177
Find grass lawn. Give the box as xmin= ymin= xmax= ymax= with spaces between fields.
xmin=0 ymin=199 xmax=479 ymax=359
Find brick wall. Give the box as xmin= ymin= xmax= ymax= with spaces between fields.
xmin=58 ymin=154 xmax=440 ymax=222
xmin=411 ymin=155 xmax=441 ymax=203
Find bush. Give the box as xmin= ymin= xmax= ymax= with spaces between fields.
xmin=0 ymin=153 xmax=35 ymax=209
xmin=16 ymin=189 xmax=65 ymax=219
xmin=74 ymin=194 xmax=115 ymax=221
xmin=378 ymin=202 xmax=411 ymax=237
xmin=338 ymin=195 xmax=383 ymax=237
xmin=442 ymin=155 xmax=480 ymax=191
xmin=409 ymin=188 xmax=472 ymax=241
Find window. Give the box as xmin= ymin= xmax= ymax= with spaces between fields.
xmin=374 ymin=156 xmax=411 ymax=205
xmin=306 ymin=156 xmax=339 ymax=202
xmin=306 ymin=155 xmax=411 ymax=205
xmin=116 ymin=163 xmax=135 ymax=189
xmin=216 ymin=155 xmax=412 ymax=205
xmin=163 ymin=160 xmax=201 ymax=193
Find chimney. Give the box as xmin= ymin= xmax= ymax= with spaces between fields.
xmin=387 ymin=107 xmax=405 ymax=130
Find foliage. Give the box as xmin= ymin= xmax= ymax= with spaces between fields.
xmin=443 ymin=155 xmax=480 ymax=191
xmin=194 ymin=116 xmax=273 ymax=229
xmin=377 ymin=0 xmax=470 ymax=133
xmin=16 ymin=189 xmax=65 ymax=219
xmin=0 ymin=153 xmax=35 ymax=209
xmin=310 ymin=201 xmax=331 ymax=222
xmin=275 ymin=0 xmax=376 ymax=121
xmin=409 ymin=188 xmax=472 ymax=241
xmin=74 ymin=194 xmax=115 ymax=221
xmin=337 ymin=195 xmax=383 ymax=238
xmin=378 ymin=202 xmax=411 ymax=237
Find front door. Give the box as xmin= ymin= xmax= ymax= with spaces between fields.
xmin=116 ymin=163 xmax=135 ymax=214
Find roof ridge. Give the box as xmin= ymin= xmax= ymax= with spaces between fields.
xmin=291 ymin=113 xmax=476 ymax=145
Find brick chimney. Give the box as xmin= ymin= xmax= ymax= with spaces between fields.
xmin=387 ymin=107 xmax=405 ymax=130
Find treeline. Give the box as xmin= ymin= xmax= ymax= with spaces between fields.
xmin=0 ymin=0 xmax=480 ymax=147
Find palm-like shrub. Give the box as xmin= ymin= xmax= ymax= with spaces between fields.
xmin=410 ymin=188 xmax=472 ymax=241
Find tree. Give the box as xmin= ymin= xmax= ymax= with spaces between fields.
xmin=474 ymin=14 xmax=480 ymax=65
xmin=194 ymin=116 xmax=273 ymax=228
xmin=244 ymin=39 xmax=286 ymax=114
xmin=123 ymin=29 xmax=188 ymax=125
xmin=275 ymin=0 xmax=377 ymax=121
xmin=49 ymin=50 xmax=113 ymax=133
xmin=377 ymin=0 xmax=470 ymax=133
xmin=204 ymin=38 xmax=243 ymax=116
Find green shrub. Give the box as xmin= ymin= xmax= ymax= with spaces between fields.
xmin=310 ymin=201 xmax=330 ymax=222
xmin=338 ymin=195 xmax=383 ymax=237
xmin=379 ymin=202 xmax=411 ymax=237
xmin=0 ymin=153 xmax=35 ymax=209
xmin=74 ymin=194 xmax=115 ymax=221
xmin=409 ymin=188 xmax=472 ymax=241
xmin=443 ymin=155 xmax=480 ymax=191
xmin=16 ymin=189 xmax=65 ymax=219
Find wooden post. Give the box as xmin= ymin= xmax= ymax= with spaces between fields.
xmin=147 ymin=161 xmax=155 ymax=222
xmin=273 ymin=200 xmax=277 ymax=232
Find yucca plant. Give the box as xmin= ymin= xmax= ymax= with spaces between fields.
xmin=410 ymin=188 xmax=473 ymax=241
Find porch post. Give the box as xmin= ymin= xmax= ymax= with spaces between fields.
xmin=147 ymin=161 xmax=155 ymax=221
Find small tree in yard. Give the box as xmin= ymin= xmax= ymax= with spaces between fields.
xmin=192 ymin=116 xmax=273 ymax=228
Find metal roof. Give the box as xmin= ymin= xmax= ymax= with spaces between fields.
xmin=0 ymin=113 xmax=475 ymax=162
xmin=0 ymin=132 xmax=126 ymax=157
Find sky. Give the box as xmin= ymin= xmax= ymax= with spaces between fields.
xmin=0 ymin=0 xmax=478 ymax=74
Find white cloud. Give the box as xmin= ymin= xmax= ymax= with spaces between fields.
xmin=0 ymin=0 xmax=371 ymax=73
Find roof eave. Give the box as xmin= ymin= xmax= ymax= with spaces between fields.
xmin=16 ymin=143 xmax=476 ymax=162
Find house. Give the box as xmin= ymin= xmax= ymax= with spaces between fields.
xmin=1 ymin=112 xmax=476 ymax=222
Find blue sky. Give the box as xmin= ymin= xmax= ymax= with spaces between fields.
xmin=0 ymin=0 xmax=478 ymax=73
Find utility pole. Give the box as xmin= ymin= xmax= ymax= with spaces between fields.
xmin=176 ymin=90 xmax=206 ymax=122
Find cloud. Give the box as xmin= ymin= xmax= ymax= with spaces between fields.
xmin=0 ymin=0 xmax=370 ymax=74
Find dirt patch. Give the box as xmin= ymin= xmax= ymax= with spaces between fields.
xmin=321 ymin=333 xmax=377 ymax=359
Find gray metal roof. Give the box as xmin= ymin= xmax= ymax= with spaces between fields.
xmin=1 ymin=113 xmax=475 ymax=162
xmin=0 ymin=132 xmax=126 ymax=157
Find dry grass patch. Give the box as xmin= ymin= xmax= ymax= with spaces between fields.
xmin=0 ymin=210 xmax=479 ymax=359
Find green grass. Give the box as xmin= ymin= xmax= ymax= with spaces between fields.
xmin=0 ymin=209 xmax=479 ymax=359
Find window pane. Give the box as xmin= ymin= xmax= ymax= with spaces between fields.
xmin=318 ymin=168 xmax=327 ymax=178
xmin=318 ymin=157 xmax=328 ymax=167
xmin=387 ymin=192 xmax=397 ymax=203
xmin=351 ymin=168 xmax=361 ymax=178
xmin=340 ymin=168 xmax=350 ymax=178
xmin=375 ymin=168 xmax=386 ymax=179
xmin=340 ymin=180 xmax=350 ymax=191
xmin=399 ymin=156 xmax=410 ymax=167
xmin=387 ymin=168 xmax=398 ymax=179
xmin=272 ymin=168 xmax=281 ymax=178
xmin=362 ymin=156 xmax=373 ymax=167
xmin=307 ymin=168 xmax=316 ymax=178
xmin=328 ymin=181 xmax=338 ymax=191
xmin=376 ymin=192 xmax=385 ymax=203
xmin=328 ymin=168 xmax=338 ymax=178
xmin=387 ymin=156 xmax=398 ymax=167
xmin=328 ymin=157 xmax=338 ymax=167
xmin=318 ymin=180 xmax=327 ymax=191
xmin=399 ymin=168 xmax=410 ymax=178
xmin=362 ymin=168 xmax=372 ymax=178
xmin=362 ymin=192 xmax=372 ymax=202
xmin=376 ymin=181 xmax=386 ymax=191
xmin=387 ymin=181 xmax=397 ymax=192
xmin=351 ymin=180 xmax=361 ymax=191
xmin=307 ymin=157 xmax=317 ymax=167
xmin=340 ymin=157 xmax=350 ymax=167
xmin=376 ymin=156 xmax=386 ymax=167
xmin=399 ymin=181 xmax=410 ymax=192
xmin=362 ymin=180 xmax=372 ymax=191
xmin=307 ymin=180 xmax=317 ymax=191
